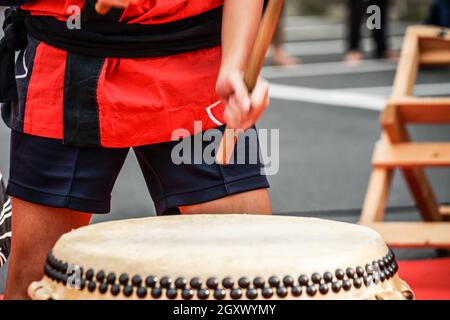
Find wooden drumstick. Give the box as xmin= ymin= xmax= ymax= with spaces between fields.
xmin=215 ymin=0 xmax=284 ymax=165
xmin=95 ymin=2 xmax=112 ymax=15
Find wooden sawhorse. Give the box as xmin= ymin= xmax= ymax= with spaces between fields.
xmin=359 ymin=26 xmax=450 ymax=248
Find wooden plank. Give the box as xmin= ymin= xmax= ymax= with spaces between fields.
xmin=420 ymin=36 xmax=450 ymax=50
xmin=386 ymin=97 xmax=450 ymax=124
xmin=364 ymin=222 xmax=450 ymax=248
xmin=418 ymin=28 xmax=450 ymax=64
xmin=420 ymin=50 xmax=450 ymax=65
xmin=441 ymin=206 xmax=450 ymax=222
xmin=419 ymin=36 xmax=450 ymax=65
xmin=441 ymin=206 xmax=450 ymax=216
xmin=389 ymin=97 xmax=450 ymax=107
xmin=373 ymin=143 xmax=450 ymax=168
xmin=360 ymin=167 xmax=393 ymax=224
xmin=408 ymin=25 xmax=450 ymax=40
xmin=392 ymin=29 xmax=420 ymax=98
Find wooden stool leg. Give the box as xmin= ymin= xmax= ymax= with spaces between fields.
xmin=401 ymin=169 xmax=443 ymax=221
xmin=360 ymin=168 xmax=393 ymax=224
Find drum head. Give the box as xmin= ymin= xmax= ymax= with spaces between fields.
xmin=28 ymin=215 xmax=414 ymax=300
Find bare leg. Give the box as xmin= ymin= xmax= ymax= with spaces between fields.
xmin=344 ymin=50 xmax=364 ymax=65
xmin=4 ymin=198 xmax=91 ymax=300
xmin=268 ymin=2 xmax=300 ymax=67
xmin=271 ymin=19 xmax=300 ymax=66
xmin=179 ymin=189 xmax=271 ymax=215
xmin=345 ymin=0 xmax=364 ymax=65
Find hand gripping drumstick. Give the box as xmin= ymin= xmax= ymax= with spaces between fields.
xmin=215 ymin=0 xmax=284 ymax=165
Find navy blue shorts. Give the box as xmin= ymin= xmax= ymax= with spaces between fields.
xmin=7 ymin=128 xmax=269 ymax=215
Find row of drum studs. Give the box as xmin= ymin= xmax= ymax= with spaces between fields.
xmin=44 ymin=250 xmax=397 ymax=299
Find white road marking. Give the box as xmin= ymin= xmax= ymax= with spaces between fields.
xmin=263 ymin=59 xmax=397 ymax=79
xmin=270 ymin=83 xmax=386 ymax=111
xmin=269 ymin=82 xmax=450 ymax=111
xmin=335 ymin=82 xmax=450 ymax=97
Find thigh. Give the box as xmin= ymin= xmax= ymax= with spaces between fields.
xmin=9 ymin=198 xmax=92 ymax=256
xmin=179 ymin=188 xmax=271 ymax=215
xmin=5 ymin=197 xmax=91 ymax=299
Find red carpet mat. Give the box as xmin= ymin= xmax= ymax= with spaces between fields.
xmin=398 ymin=258 xmax=450 ymax=300
xmin=1 ymin=259 xmax=449 ymax=300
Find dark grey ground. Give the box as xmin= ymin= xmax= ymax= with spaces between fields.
xmin=1 ymin=11 xmax=449 ymax=292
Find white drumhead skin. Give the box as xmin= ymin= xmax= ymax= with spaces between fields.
xmin=55 ymin=215 xmax=387 ymax=278
xmin=29 ymin=215 xmax=414 ymax=300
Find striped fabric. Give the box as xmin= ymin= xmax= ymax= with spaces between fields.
xmin=0 ymin=171 xmax=11 ymax=267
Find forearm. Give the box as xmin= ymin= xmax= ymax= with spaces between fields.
xmin=220 ymin=0 xmax=263 ymax=73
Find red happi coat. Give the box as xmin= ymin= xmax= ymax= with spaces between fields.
xmin=14 ymin=0 xmax=225 ymax=147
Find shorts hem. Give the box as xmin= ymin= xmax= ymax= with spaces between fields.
xmin=155 ymin=174 xmax=270 ymax=214
xmin=6 ymin=180 xmax=110 ymax=214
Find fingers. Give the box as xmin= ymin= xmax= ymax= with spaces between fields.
xmin=227 ymin=71 xmax=251 ymax=113
xmin=221 ymin=71 xmax=251 ymax=129
xmin=224 ymin=94 xmax=244 ymax=129
xmin=95 ymin=2 xmax=111 ymax=15
xmin=251 ymin=78 xmax=269 ymax=109
xmin=95 ymin=0 xmax=139 ymax=15
xmin=231 ymin=77 xmax=270 ymax=131
xmin=243 ymin=78 xmax=270 ymax=130
xmin=218 ymin=72 xmax=270 ymax=130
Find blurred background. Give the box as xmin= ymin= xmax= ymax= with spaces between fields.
xmin=1 ymin=0 xmax=449 ymax=293
xmin=286 ymin=0 xmax=429 ymax=19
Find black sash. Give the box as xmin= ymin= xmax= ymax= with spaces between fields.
xmin=25 ymin=3 xmax=223 ymax=58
